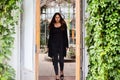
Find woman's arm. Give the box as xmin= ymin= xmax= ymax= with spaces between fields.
xmin=64 ymin=24 xmax=69 ymax=48
xmin=47 ymin=29 xmax=52 ymax=48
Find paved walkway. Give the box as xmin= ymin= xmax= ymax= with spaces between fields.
xmin=39 ymin=76 xmax=75 ymax=80
xmin=39 ymin=53 xmax=75 ymax=80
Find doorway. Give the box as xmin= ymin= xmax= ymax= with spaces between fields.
xmin=35 ymin=0 xmax=82 ymax=80
xmin=20 ymin=0 xmax=87 ymax=80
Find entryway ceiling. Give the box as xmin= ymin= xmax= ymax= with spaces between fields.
xmin=41 ymin=0 xmax=75 ymax=8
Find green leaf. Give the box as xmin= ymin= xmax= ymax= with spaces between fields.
xmin=86 ymin=0 xmax=120 ymax=79
xmin=0 ymin=0 xmax=21 ymax=80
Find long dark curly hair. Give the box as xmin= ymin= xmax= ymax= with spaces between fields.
xmin=48 ymin=12 xmax=67 ymax=30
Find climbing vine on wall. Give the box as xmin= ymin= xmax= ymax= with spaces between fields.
xmin=0 ymin=0 xmax=21 ymax=80
xmin=86 ymin=0 xmax=120 ymax=80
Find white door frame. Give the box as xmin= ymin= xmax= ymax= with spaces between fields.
xmin=20 ymin=0 xmax=36 ymax=80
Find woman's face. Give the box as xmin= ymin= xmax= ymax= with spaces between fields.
xmin=55 ymin=14 xmax=60 ymax=23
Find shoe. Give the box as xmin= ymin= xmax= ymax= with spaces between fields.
xmin=60 ymin=75 xmax=64 ymax=80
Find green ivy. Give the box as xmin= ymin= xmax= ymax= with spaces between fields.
xmin=0 ymin=0 xmax=21 ymax=80
xmin=86 ymin=0 xmax=120 ymax=80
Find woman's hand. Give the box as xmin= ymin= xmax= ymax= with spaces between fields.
xmin=66 ymin=47 xmax=68 ymax=50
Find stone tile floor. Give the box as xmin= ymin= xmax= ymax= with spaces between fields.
xmin=39 ymin=76 xmax=75 ymax=80
xmin=39 ymin=54 xmax=76 ymax=80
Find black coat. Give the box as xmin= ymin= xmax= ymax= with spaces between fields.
xmin=47 ymin=24 xmax=69 ymax=58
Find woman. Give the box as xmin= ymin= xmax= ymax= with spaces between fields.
xmin=47 ymin=12 xmax=69 ymax=80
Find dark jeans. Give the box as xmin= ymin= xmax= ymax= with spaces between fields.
xmin=52 ymin=53 xmax=64 ymax=75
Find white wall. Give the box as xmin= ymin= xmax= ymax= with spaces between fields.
xmin=20 ymin=0 xmax=36 ymax=80
xmin=82 ymin=0 xmax=89 ymax=79
xmin=10 ymin=0 xmax=36 ymax=80
xmin=23 ymin=0 xmax=34 ymax=71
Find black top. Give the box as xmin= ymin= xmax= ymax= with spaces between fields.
xmin=47 ymin=24 xmax=69 ymax=58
